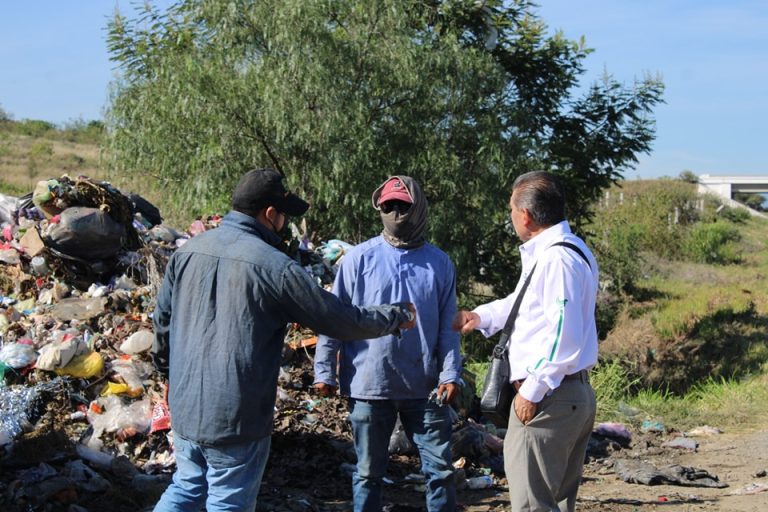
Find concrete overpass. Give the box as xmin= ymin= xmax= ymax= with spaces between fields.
xmin=697 ymin=174 xmax=768 ymax=217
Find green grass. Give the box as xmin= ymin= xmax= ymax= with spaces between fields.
xmin=465 ymin=360 xmax=768 ymax=432
xmin=0 ymin=179 xmax=28 ymax=196
xmin=644 ymin=275 xmax=756 ymax=340
xmin=465 ymin=361 xmax=489 ymax=394
xmin=593 ymin=362 xmax=768 ymax=431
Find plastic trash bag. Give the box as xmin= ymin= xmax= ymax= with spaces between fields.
xmin=50 ymin=296 xmax=107 ymax=321
xmin=0 ymin=192 xmax=18 ymax=225
xmin=320 ymin=239 xmax=354 ymax=264
xmin=119 ymin=330 xmax=154 ymax=355
xmin=54 ymin=351 xmax=104 ymax=379
xmin=388 ymin=418 xmax=416 ymax=455
xmin=36 ymin=332 xmax=88 ymax=371
xmin=46 ymin=206 xmax=126 ymax=260
xmin=107 ymin=356 xmax=150 ymax=397
xmin=86 ymin=394 xmax=151 ymax=449
xmin=0 ymin=379 xmax=63 ymax=446
xmin=127 ymin=193 xmax=162 ymax=227
xmin=0 ymin=343 xmax=38 ymax=369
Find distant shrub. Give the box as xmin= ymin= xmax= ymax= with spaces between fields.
xmin=591 ymin=220 xmax=646 ymax=295
xmin=29 ymin=141 xmax=54 ymax=160
xmin=718 ymin=206 xmax=751 ymax=223
xmin=588 ymin=180 xmax=703 ymax=296
xmin=683 ymin=222 xmax=741 ymax=264
xmin=17 ymin=119 xmax=55 ymax=137
xmin=61 ymin=119 xmax=104 ymax=144
xmin=678 ymin=170 xmax=698 ymax=184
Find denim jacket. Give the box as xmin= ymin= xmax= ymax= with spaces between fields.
xmin=152 ymin=211 xmax=409 ymax=445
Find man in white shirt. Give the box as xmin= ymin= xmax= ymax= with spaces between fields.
xmin=452 ymin=170 xmax=599 ymax=512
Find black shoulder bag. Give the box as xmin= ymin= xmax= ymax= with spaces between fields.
xmin=479 ymin=242 xmax=590 ymax=427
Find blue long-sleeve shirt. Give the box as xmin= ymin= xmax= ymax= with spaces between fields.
xmin=314 ymin=235 xmax=461 ymax=399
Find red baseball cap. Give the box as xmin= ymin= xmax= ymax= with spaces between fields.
xmin=377 ymin=177 xmax=412 ymax=205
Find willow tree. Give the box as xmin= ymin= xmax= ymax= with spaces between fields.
xmin=106 ymin=0 xmax=663 ymax=300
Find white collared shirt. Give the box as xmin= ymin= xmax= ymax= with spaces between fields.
xmin=473 ymin=221 xmax=599 ymax=403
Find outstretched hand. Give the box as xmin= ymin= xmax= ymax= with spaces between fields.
xmin=452 ymin=310 xmax=480 ymax=334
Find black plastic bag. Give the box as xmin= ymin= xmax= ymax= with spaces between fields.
xmin=46 ymin=207 xmax=126 ymax=260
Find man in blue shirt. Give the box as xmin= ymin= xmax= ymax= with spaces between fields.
xmin=152 ymin=168 xmax=416 ymax=512
xmin=314 ymin=176 xmax=461 ymax=512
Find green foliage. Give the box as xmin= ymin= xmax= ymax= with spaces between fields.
xmin=733 ymin=192 xmax=766 ymax=212
xmin=590 ymin=360 xmax=640 ymax=419
xmin=0 ymin=117 xmax=103 ymax=145
xmin=464 ymin=361 xmax=489 ymax=397
xmin=587 ymin=180 xmax=700 ymax=294
xmin=105 ymin=0 xmax=664 ymax=300
xmin=29 ymin=141 xmax=54 ymax=160
xmin=717 ymin=206 xmax=751 ymax=223
xmin=16 ymin=119 xmax=56 ymax=138
xmin=648 ymin=276 xmax=753 ymax=340
xmin=591 ymin=220 xmax=645 ymax=294
xmin=620 ymin=375 xmax=768 ymax=429
xmin=677 ymin=169 xmax=698 ymax=183
xmin=683 ymin=222 xmax=741 ymax=264
xmin=60 ymin=118 xmax=105 ymax=145
xmin=0 ymin=180 xmax=27 ymax=196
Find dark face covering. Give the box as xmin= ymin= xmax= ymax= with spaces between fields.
xmin=371 ymin=176 xmax=427 ymax=249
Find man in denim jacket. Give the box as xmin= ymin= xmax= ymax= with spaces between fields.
xmin=152 ymin=168 xmax=415 ymax=512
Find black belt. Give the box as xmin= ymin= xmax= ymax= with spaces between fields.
xmin=563 ymin=369 xmax=590 ymax=383
xmin=512 ymin=369 xmax=589 ymax=392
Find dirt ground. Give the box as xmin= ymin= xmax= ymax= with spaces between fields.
xmin=454 ymin=428 xmax=768 ymax=512
xmin=576 ymin=428 xmax=768 ymax=512
xmin=275 ymin=429 xmax=767 ymax=512
xmin=254 ymin=425 xmax=768 ymax=512
xmin=2 ymin=374 xmax=767 ymax=512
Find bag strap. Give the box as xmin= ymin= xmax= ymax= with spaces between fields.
xmin=492 ymin=263 xmax=536 ymax=358
xmin=491 ymin=240 xmax=591 ymax=358
xmin=550 ymin=241 xmax=591 ymax=269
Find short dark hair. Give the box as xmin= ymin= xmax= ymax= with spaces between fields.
xmin=511 ymin=171 xmax=565 ymax=227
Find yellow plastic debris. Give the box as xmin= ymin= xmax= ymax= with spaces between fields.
xmin=100 ymin=381 xmax=143 ymax=398
xmin=54 ymin=351 xmax=104 ymax=378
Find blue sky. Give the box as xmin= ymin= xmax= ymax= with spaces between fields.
xmin=1 ymin=1 xmax=766 ymax=179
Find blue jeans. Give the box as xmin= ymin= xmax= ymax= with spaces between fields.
xmin=153 ymin=433 xmax=271 ymax=512
xmin=349 ymin=398 xmax=455 ymax=512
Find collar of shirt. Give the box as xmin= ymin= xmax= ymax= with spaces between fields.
xmin=518 ymin=220 xmax=572 ymax=271
xmin=224 ymin=210 xmax=281 ymax=247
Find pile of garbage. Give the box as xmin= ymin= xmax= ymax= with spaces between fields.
xmin=0 ymin=175 xmax=504 ymax=511
xmin=0 ymin=175 xmax=732 ymax=511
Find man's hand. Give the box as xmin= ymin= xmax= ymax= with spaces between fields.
xmin=513 ymin=393 xmax=537 ymax=425
xmin=437 ymin=382 xmax=460 ymax=405
xmin=398 ymin=303 xmax=417 ymax=330
xmin=314 ymin=382 xmax=337 ymax=397
xmin=451 ymin=310 xmax=480 ymax=334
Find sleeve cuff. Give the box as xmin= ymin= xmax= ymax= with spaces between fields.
xmin=472 ymin=309 xmax=493 ymax=337
xmin=518 ymin=378 xmax=550 ymax=403
xmin=438 ymin=372 xmax=461 ymax=386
